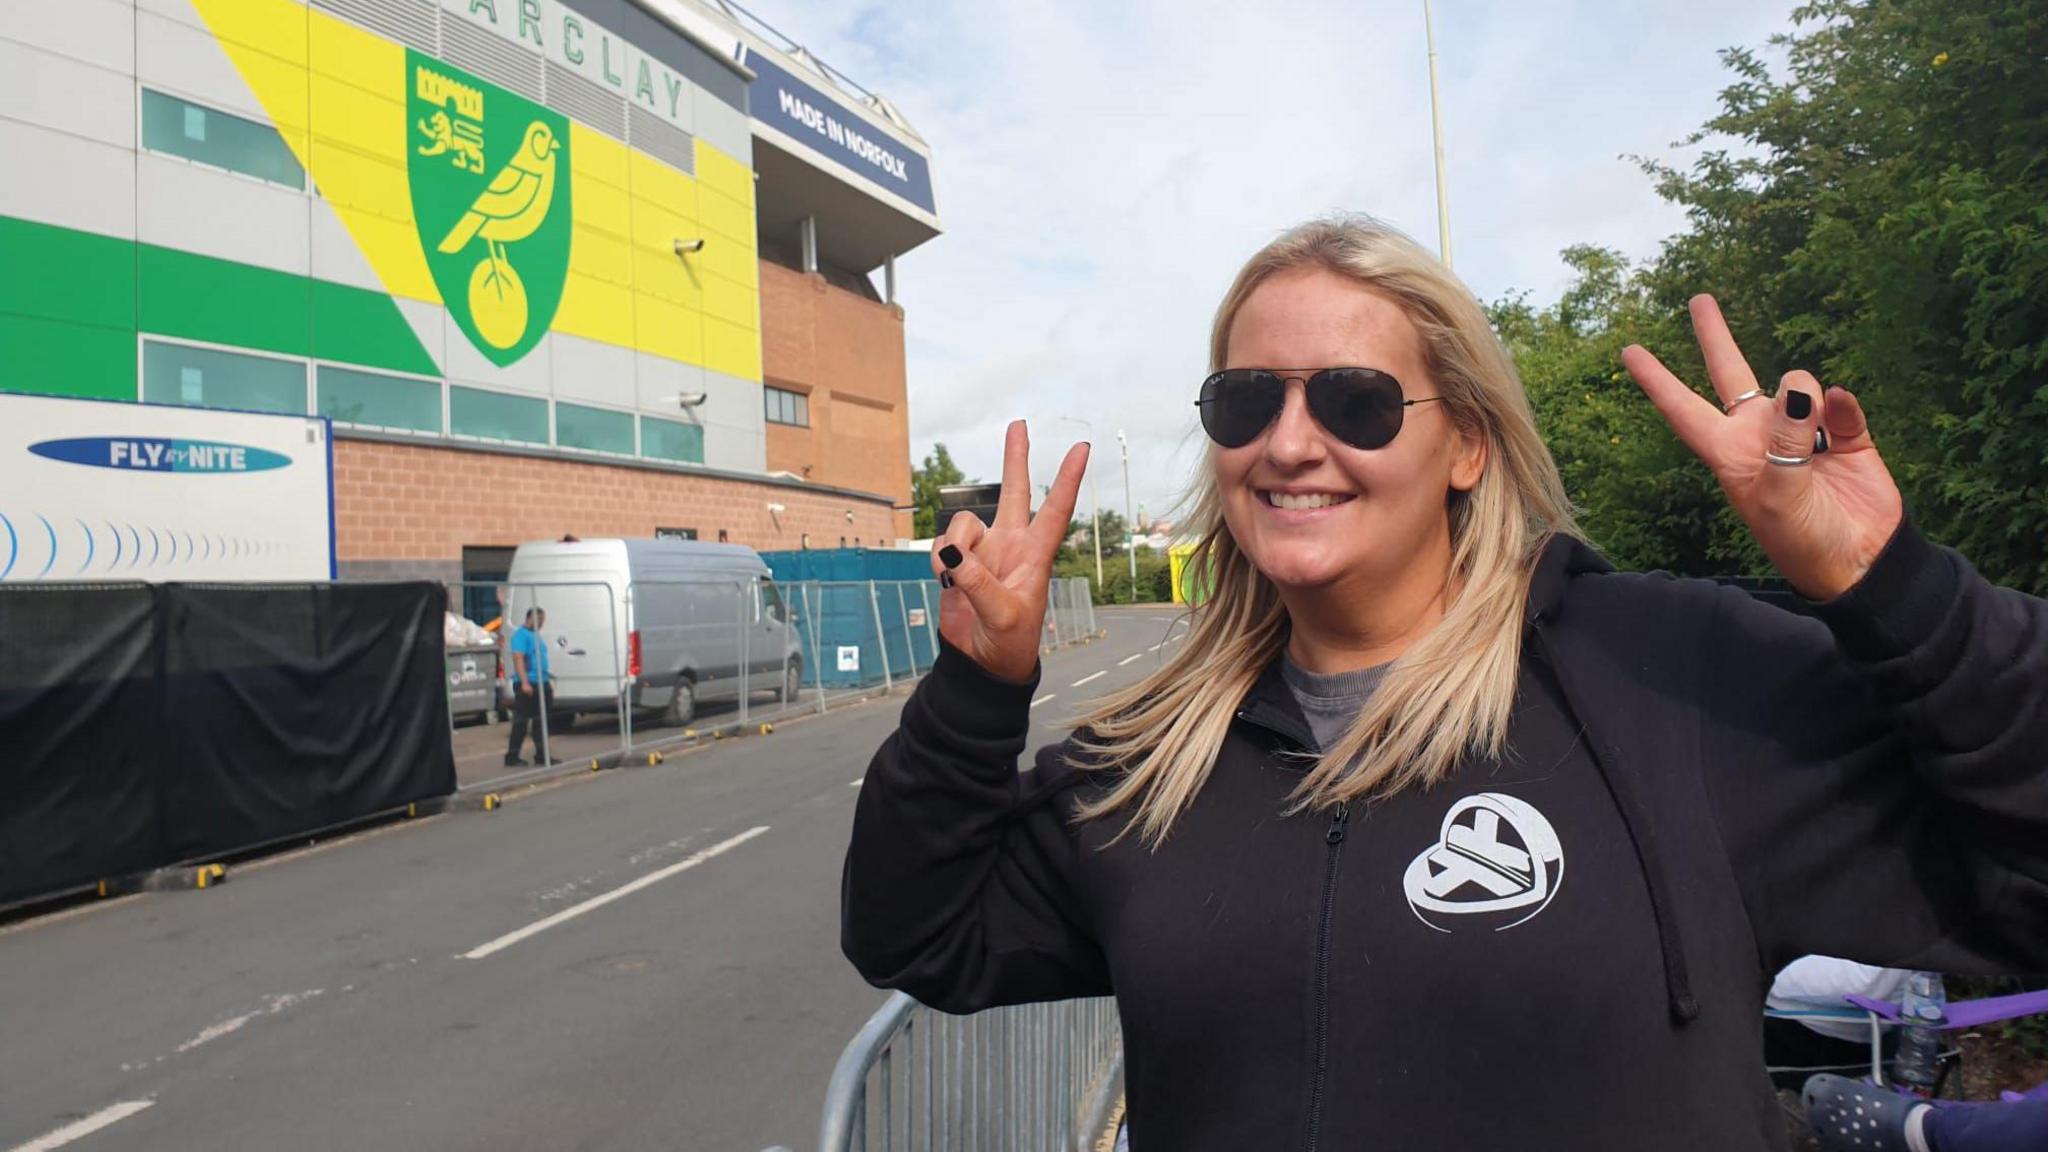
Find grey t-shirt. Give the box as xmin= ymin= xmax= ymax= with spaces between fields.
xmin=1280 ymin=653 xmax=1390 ymax=753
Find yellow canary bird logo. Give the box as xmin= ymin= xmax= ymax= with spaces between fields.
xmin=438 ymin=121 xmax=559 ymax=253
xmin=436 ymin=121 xmax=561 ymax=350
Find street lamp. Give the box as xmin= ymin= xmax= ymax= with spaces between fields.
xmin=1117 ymin=430 xmax=1137 ymax=600
xmin=1425 ymin=0 xmax=1452 ymax=268
xmin=1053 ymin=416 xmax=1103 ymax=588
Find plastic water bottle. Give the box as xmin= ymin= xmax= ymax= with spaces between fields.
xmin=1891 ymin=971 xmax=1947 ymax=1094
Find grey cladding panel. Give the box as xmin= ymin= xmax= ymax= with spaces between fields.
xmin=545 ymin=60 xmax=626 ymax=139
xmin=628 ymin=106 xmax=695 ymax=175
xmin=561 ymin=0 xmax=748 ymax=113
xmin=441 ymin=16 xmax=544 ymax=101
xmin=313 ymin=0 xmax=437 ymax=54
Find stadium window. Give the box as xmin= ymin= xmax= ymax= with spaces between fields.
xmin=641 ymin=415 xmax=705 ymax=464
xmin=765 ymin=385 xmax=810 ymax=427
xmin=316 ymin=365 xmax=441 ymax=434
xmin=556 ymin=401 xmax=635 ymax=456
xmin=142 ymin=340 xmax=306 ymax=415
xmin=141 ymin=89 xmax=305 ymax=191
xmin=449 ymin=385 xmax=548 ymax=445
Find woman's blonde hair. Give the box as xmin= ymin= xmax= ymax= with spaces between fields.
xmin=1073 ymin=215 xmax=1581 ymax=844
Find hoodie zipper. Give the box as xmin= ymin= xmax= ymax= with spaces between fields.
xmin=1305 ymin=801 xmax=1350 ymax=1152
xmin=1230 ymin=703 xmax=1354 ymax=1148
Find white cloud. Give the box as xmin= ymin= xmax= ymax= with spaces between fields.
xmin=755 ymin=0 xmax=1795 ymax=520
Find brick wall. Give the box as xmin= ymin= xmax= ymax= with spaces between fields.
xmin=758 ymin=259 xmax=914 ymax=526
xmin=334 ymin=438 xmax=903 ymax=576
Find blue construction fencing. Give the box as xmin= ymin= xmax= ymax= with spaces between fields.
xmin=787 ymin=580 xmax=941 ymax=692
xmin=761 ymin=547 xmax=934 ymax=585
xmin=772 ymin=567 xmax=1100 ymax=695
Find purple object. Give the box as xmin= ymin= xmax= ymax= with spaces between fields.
xmin=1844 ymin=988 xmax=2048 ymax=1031
xmin=2000 ymin=1080 xmax=2048 ymax=1104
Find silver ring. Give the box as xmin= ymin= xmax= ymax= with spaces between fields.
xmin=1764 ymin=450 xmax=1812 ymax=467
xmin=1723 ymin=388 xmax=1767 ymax=414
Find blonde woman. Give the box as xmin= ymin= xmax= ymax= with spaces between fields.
xmin=843 ymin=217 xmax=2048 ymax=1151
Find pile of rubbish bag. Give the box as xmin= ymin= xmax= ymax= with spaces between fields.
xmin=444 ymin=611 xmax=496 ymax=649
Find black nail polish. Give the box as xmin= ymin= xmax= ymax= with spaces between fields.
xmin=1786 ymin=389 xmax=1813 ymax=420
xmin=939 ymin=544 xmax=963 ymax=569
xmin=1814 ymin=427 xmax=1830 ymax=454
xmin=939 ymin=572 xmax=954 ymax=589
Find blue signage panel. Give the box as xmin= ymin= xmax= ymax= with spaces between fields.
xmin=743 ymin=47 xmax=936 ymax=216
xmin=30 ymin=437 xmax=293 ymax=473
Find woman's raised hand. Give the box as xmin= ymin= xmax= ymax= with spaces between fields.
xmin=1622 ymin=296 xmax=1905 ymax=602
xmin=932 ymin=421 xmax=1090 ymax=684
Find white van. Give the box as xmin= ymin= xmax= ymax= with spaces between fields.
xmin=504 ymin=538 xmax=803 ymax=726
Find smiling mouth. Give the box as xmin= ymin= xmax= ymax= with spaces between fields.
xmin=1259 ymin=490 xmax=1357 ymax=511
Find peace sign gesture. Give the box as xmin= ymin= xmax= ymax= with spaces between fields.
xmin=931 ymin=421 xmax=1091 ymax=685
xmin=1622 ymin=295 xmax=1904 ymax=602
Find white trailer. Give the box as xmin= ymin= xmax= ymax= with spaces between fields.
xmin=0 ymin=393 xmax=335 ymax=583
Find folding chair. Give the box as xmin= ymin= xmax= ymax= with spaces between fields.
xmin=1766 ymin=985 xmax=2048 ymax=1095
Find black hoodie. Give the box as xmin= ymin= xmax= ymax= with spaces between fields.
xmin=842 ymin=522 xmax=2048 ymax=1151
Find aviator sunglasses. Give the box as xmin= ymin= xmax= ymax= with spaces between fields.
xmin=1195 ymin=368 xmax=1442 ymax=451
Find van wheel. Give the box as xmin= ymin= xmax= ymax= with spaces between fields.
xmin=779 ymin=659 xmax=801 ymax=702
xmin=664 ymin=678 xmax=697 ymax=727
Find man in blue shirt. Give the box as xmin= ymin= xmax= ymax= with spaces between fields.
xmin=504 ymin=607 xmax=552 ymax=767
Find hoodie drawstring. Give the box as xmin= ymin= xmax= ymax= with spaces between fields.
xmin=1534 ymin=621 xmax=1702 ymax=1025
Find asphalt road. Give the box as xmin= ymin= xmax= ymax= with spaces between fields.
xmin=0 ymin=605 xmax=1191 ymax=1152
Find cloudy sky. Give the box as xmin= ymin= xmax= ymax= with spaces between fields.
xmin=755 ymin=0 xmax=1795 ymax=524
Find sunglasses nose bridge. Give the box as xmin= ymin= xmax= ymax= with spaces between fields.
xmin=1263 ymin=379 xmax=1326 ymax=462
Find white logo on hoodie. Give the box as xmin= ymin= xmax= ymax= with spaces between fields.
xmin=1403 ymin=792 xmax=1564 ymax=932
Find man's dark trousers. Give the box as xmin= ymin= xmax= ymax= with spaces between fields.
xmin=507 ymin=683 xmax=552 ymax=763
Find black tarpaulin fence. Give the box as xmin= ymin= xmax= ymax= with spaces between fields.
xmin=0 ymin=582 xmax=455 ymax=907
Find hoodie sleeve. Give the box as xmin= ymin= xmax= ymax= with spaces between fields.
xmin=841 ymin=640 xmax=1112 ymax=1014
xmin=1702 ymin=519 xmax=2048 ymax=975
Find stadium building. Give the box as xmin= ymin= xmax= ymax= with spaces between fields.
xmin=0 ymin=0 xmax=940 ymax=585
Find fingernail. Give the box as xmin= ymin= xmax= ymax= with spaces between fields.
xmin=939 ymin=545 xmax=963 ymax=569
xmin=1786 ymin=389 xmax=1813 ymax=420
xmin=1814 ymin=427 xmax=1830 ymax=454
xmin=939 ymin=572 xmax=954 ymax=589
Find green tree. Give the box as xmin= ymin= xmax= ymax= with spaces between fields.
xmin=1090 ymin=509 xmax=1131 ymax=557
xmin=1502 ymin=0 xmax=2048 ymax=590
xmin=910 ymin=443 xmax=968 ymax=539
xmin=1633 ymin=0 xmax=2048 ymax=591
xmin=1494 ymin=247 xmax=1735 ymax=575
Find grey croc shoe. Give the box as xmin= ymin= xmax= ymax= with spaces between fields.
xmin=1803 ymin=1074 xmax=1922 ymax=1152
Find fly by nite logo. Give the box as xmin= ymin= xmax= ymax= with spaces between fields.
xmin=1403 ymin=793 xmax=1564 ymax=932
xmin=29 ymin=438 xmax=291 ymax=474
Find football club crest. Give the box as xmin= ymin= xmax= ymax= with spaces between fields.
xmin=406 ymin=50 xmax=571 ymax=366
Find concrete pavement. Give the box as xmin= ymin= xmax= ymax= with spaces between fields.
xmin=0 ymin=605 xmax=1191 ymax=1152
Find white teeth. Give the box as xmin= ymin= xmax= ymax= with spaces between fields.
xmin=1265 ymin=491 xmax=1344 ymax=510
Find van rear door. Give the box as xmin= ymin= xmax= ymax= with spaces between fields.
xmin=506 ymin=548 xmax=628 ymax=709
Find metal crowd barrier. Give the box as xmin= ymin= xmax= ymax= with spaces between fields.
xmin=767 ymin=992 xmax=1123 ymax=1152
xmin=1043 ymin=576 xmax=1100 ymax=650
xmin=442 ymin=576 xmax=1099 ymax=788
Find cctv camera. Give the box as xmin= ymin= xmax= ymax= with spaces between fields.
xmin=675 ymin=391 xmax=707 ymax=409
xmin=844 ymin=510 xmax=855 ymax=524
xmin=673 ymin=237 xmax=705 ymax=255
xmin=766 ymin=502 xmax=787 ymax=514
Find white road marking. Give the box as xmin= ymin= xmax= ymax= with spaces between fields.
xmin=1118 ymin=653 xmax=1143 ymax=666
xmin=462 ymin=826 xmax=770 ymax=960
xmin=848 ymin=779 xmax=863 ymax=787
xmin=8 ymin=1101 xmax=154 ymax=1152
xmin=1030 ymin=694 xmax=1056 ymax=709
xmin=1071 ymin=671 xmax=1107 ymax=687
xmin=1148 ymin=643 xmax=1164 ymax=652
xmin=175 ymin=990 xmax=323 ymax=1054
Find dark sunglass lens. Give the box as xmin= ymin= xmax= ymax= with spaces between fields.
xmin=1309 ymin=369 xmax=1404 ymax=449
xmin=1199 ymin=370 xmax=1284 ymax=448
